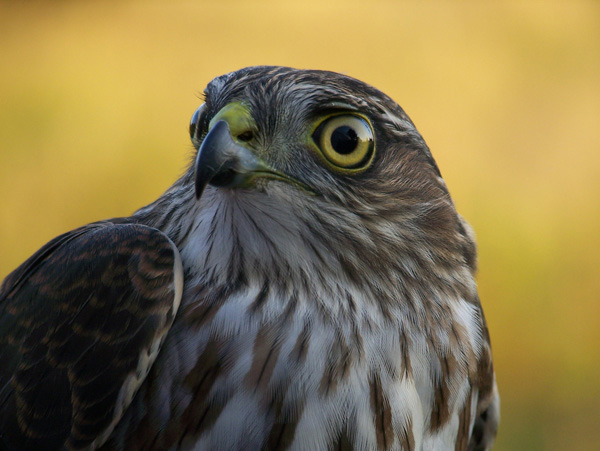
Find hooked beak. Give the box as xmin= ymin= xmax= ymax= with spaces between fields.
xmin=194 ymin=120 xmax=272 ymax=199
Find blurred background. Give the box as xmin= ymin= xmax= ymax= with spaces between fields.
xmin=0 ymin=1 xmax=598 ymax=449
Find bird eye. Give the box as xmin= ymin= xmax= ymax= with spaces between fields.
xmin=189 ymin=103 xmax=207 ymax=143
xmin=312 ymin=114 xmax=374 ymax=170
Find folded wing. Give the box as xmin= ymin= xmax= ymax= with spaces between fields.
xmin=0 ymin=222 xmax=183 ymax=450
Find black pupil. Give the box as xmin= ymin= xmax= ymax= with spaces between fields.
xmin=330 ymin=126 xmax=358 ymax=154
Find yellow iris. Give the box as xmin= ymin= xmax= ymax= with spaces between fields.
xmin=312 ymin=114 xmax=375 ymax=171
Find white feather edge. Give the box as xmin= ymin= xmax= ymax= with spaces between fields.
xmin=88 ymin=237 xmax=184 ymax=451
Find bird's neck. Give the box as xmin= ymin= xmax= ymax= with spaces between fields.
xmin=134 ymin=185 xmax=477 ymax=326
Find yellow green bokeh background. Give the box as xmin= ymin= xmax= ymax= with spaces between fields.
xmin=1 ymin=1 xmax=598 ymax=449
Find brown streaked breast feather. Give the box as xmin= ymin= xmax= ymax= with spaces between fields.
xmin=455 ymin=391 xmax=472 ymax=451
xmin=369 ymin=375 xmax=394 ymax=450
xmin=332 ymin=430 xmax=354 ymax=451
xmin=245 ymin=325 xmax=283 ymax=393
xmin=403 ymin=417 xmax=416 ymax=451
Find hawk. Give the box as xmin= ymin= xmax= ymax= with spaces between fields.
xmin=0 ymin=66 xmax=499 ymax=450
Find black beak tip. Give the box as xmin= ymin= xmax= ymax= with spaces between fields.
xmin=194 ymin=182 xmax=204 ymax=200
xmin=194 ymin=152 xmax=208 ymax=200
xmin=194 ymin=165 xmax=208 ymax=200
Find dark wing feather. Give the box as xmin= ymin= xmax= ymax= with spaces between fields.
xmin=468 ymin=305 xmax=500 ymax=451
xmin=468 ymin=384 xmax=500 ymax=451
xmin=0 ymin=222 xmax=183 ymax=451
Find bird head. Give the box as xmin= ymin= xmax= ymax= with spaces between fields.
xmin=189 ymin=66 xmax=446 ymax=206
xmin=142 ymin=66 xmax=476 ymax=285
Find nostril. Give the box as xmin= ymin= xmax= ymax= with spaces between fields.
xmin=236 ymin=131 xmax=254 ymax=142
xmin=210 ymin=169 xmax=237 ymax=187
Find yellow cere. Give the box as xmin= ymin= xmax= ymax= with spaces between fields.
xmin=209 ymin=102 xmax=256 ymax=142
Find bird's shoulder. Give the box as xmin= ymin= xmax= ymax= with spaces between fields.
xmin=0 ymin=221 xmax=183 ymax=450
